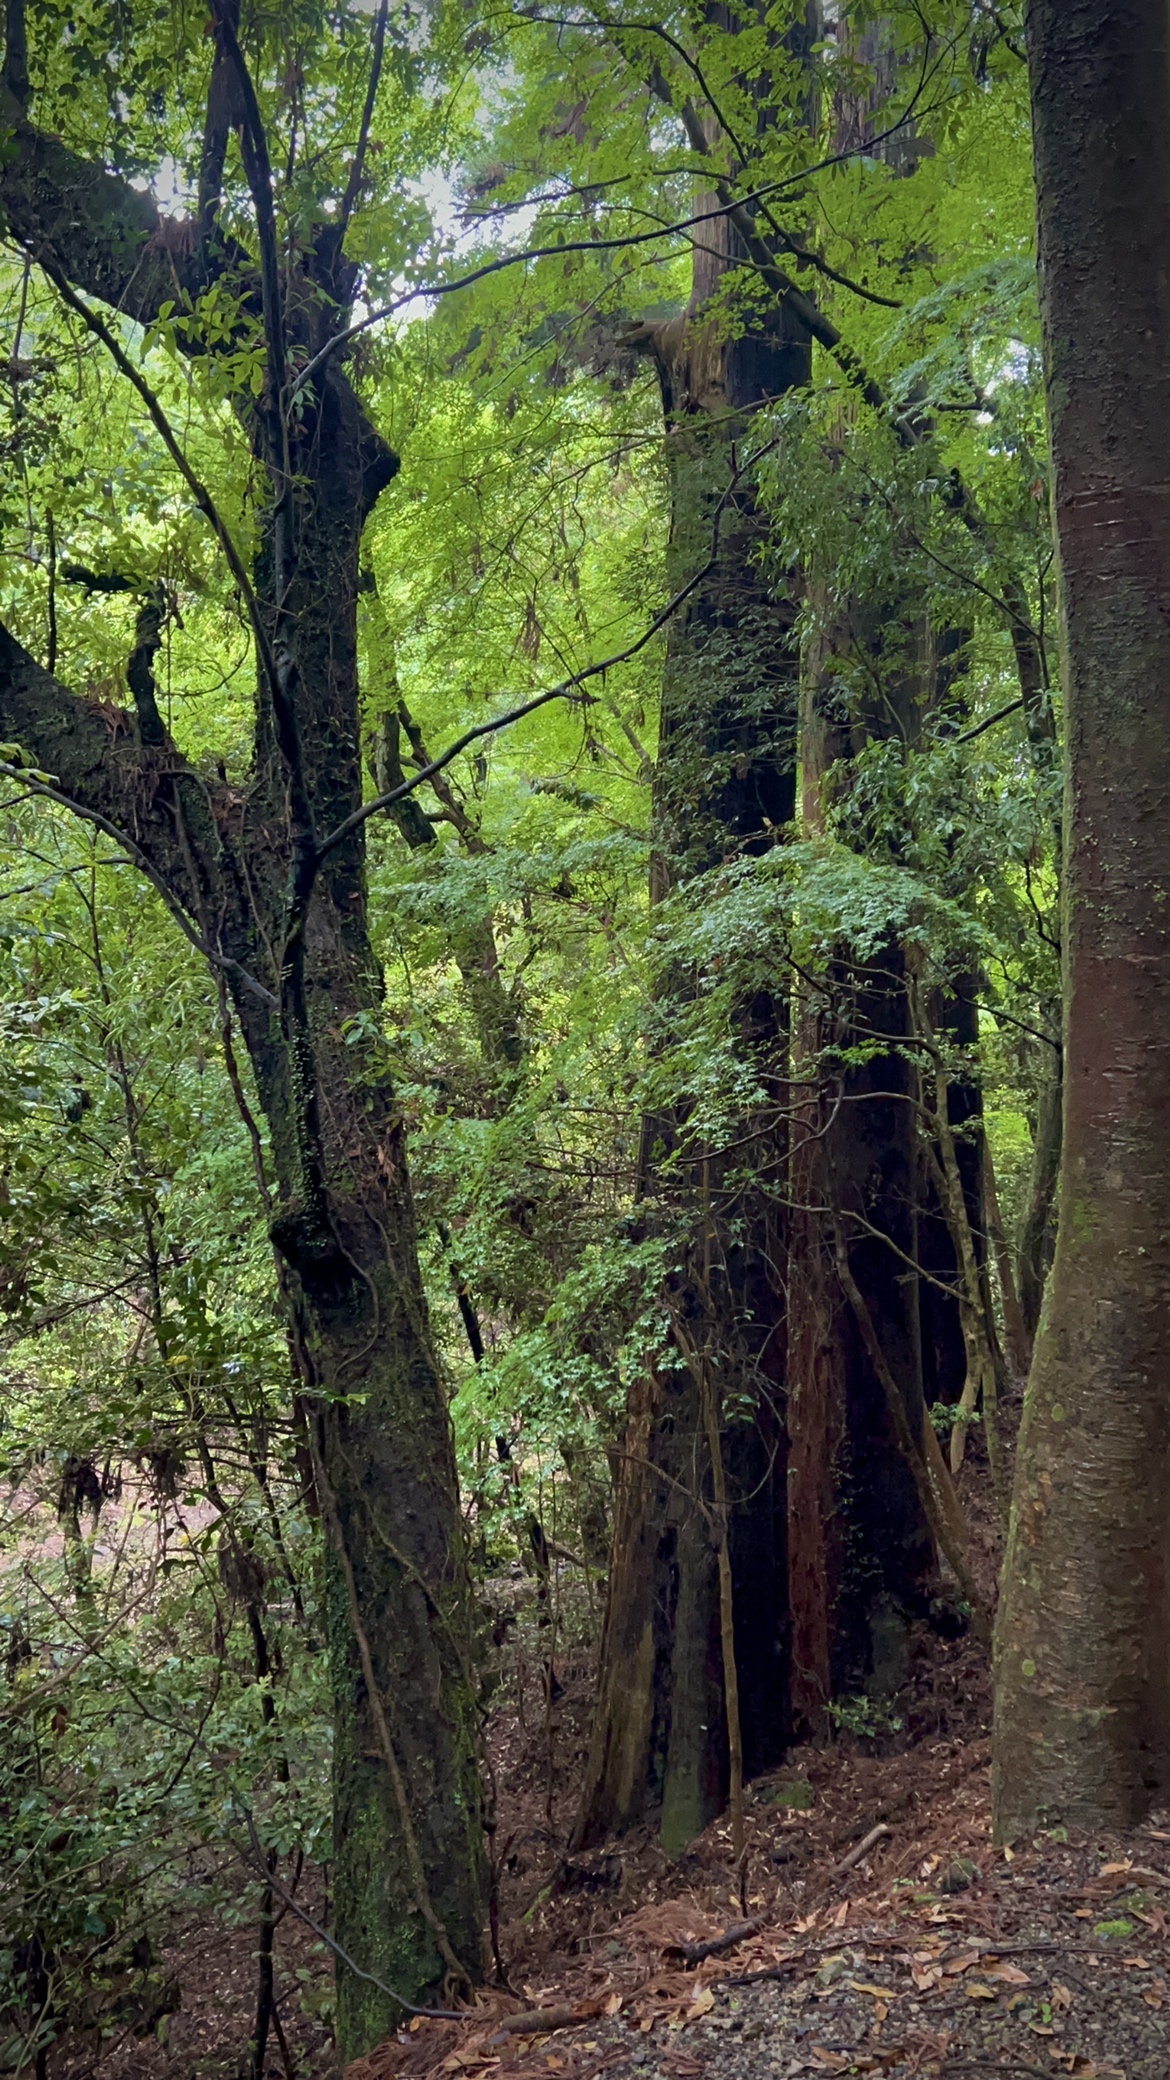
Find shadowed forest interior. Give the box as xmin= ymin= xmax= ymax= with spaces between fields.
xmin=2 ymin=2 xmax=1170 ymax=2076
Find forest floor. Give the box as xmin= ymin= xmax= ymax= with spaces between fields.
xmin=351 ymin=1605 xmax=1170 ymax=2080
xmin=52 ymin=1565 xmax=1170 ymax=2080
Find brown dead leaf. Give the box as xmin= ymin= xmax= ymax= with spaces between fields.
xmin=964 ymin=1981 xmax=996 ymax=2000
xmin=984 ymin=1961 xmax=1031 ymax=1986
xmin=1051 ymin=1982 xmax=1074 ymax=2010
xmin=849 ymin=1982 xmax=897 ymax=1999
xmin=1141 ymin=1974 xmax=1166 ymax=2010
xmin=809 ymin=2050 xmax=850 ymax=2074
xmin=601 ymin=1993 xmax=622 ymax=2017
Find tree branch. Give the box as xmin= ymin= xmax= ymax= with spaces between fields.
xmin=289 ymin=131 xmax=944 ymax=407
xmin=336 ymin=0 xmax=391 ymax=248
xmin=317 ymin=551 xmax=718 ymax=863
xmin=0 ymin=623 xmax=274 ymax=1007
xmin=31 ymin=251 xmax=283 ymax=713
xmin=0 ymin=91 xmax=243 ymax=323
xmin=4 ymin=0 xmax=28 ymax=110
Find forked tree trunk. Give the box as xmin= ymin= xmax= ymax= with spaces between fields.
xmin=0 ymin=90 xmax=487 ymax=2061
xmin=994 ymin=0 xmax=1170 ymax=1837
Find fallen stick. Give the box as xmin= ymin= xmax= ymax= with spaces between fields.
xmin=488 ymin=2004 xmax=584 ymax=2044
xmin=668 ymin=1917 xmax=764 ymax=1967
xmin=945 ymin=2063 xmax=1090 ymax=2080
xmin=831 ymin=1823 xmax=892 ymax=1880
xmin=721 ymin=1957 xmax=804 ymax=1987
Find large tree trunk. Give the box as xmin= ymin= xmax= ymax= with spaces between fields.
xmin=0 ymin=87 xmax=486 ymax=2059
xmin=993 ymin=0 xmax=1170 ymax=1837
xmin=573 ymin=203 xmax=808 ymax=1853
xmin=239 ymin=399 xmax=486 ymax=2055
xmin=786 ymin=614 xmax=935 ymax=1733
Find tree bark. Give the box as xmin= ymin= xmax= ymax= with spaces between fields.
xmin=1017 ymin=1019 xmax=1062 ymax=1344
xmin=993 ymin=0 xmax=1170 ymax=1838
xmin=573 ymin=156 xmax=807 ymax=1853
xmin=786 ymin=619 xmax=935 ymax=1733
xmin=0 ymin=99 xmax=486 ymax=2057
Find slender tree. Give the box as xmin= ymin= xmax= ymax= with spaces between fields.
xmin=994 ymin=0 xmax=1170 ymax=1836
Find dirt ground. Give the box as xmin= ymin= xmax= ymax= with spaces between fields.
xmin=22 ymin=1303 xmax=1143 ymax=2080
xmin=351 ymin=1615 xmax=1170 ymax=2080
xmin=49 ymin=1547 xmax=1170 ymax=2080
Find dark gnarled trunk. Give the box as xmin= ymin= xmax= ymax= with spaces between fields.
xmin=0 ymin=87 xmax=487 ymax=2062
xmin=230 ymin=386 xmax=486 ymax=2057
xmin=573 ymin=217 xmax=808 ymax=1854
xmin=994 ymin=0 xmax=1170 ymax=1838
xmin=786 ymin=623 xmax=935 ymax=1733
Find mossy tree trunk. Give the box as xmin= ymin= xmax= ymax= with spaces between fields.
xmin=993 ymin=0 xmax=1170 ymax=1838
xmin=0 ymin=61 xmax=485 ymax=2061
xmin=573 ymin=176 xmax=809 ymax=1852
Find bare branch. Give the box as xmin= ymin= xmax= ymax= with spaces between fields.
xmin=317 ymin=554 xmax=716 ymax=863
xmin=337 ymin=0 xmax=391 ymax=246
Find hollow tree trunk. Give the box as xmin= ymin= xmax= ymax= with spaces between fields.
xmin=993 ymin=0 xmax=1170 ymax=1837
xmin=573 ymin=191 xmax=809 ymax=1853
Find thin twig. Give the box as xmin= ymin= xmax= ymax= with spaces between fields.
xmin=337 ymin=0 xmax=391 ymax=242
xmin=30 ymin=252 xmax=282 ymax=713
xmin=237 ymin=1809 xmax=467 ymax=2021
xmin=289 ymin=91 xmax=951 ymax=404
xmin=318 ymin=428 xmax=772 ymax=863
